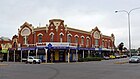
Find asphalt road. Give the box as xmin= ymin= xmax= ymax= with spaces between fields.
xmin=0 ymin=58 xmax=140 ymax=79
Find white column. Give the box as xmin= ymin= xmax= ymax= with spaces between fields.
xmin=28 ymin=50 xmax=30 ymax=58
xmin=76 ymin=49 xmax=78 ymax=62
xmin=7 ymin=50 xmax=9 ymax=62
xmin=14 ymin=50 xmax=15 ymax=62
xmin=36 ymin=48 xmax=38 ymax=58
xmin=83 ymin=50 xmax=84 ymax=58
xmin=88 ymin=50 xmax=90 ymax=57
xmin=45 ymin=48 xmax=48 ymax=63
xmin=68 ymin=49 xmax=70 ymax=63
xmin=21 ymin=50 xmax=22 ymax=62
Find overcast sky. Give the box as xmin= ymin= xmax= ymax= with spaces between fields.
xmin=0 ymin=0 xmax=140 ymax=49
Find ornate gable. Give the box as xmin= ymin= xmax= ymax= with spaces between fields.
xmin=18 ymin=22 xmax=33 ymax=36
xmin=91 ymin=26 xmax=101 ymax=39
xmin=49 ymin=19 xmax=64 ymax=31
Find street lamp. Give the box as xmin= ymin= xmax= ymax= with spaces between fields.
xmin=115 ymin=7 xmax=140 ymax=57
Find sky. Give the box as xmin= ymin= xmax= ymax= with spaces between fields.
xmin=0 ymin=0 xmax=140 ymax=49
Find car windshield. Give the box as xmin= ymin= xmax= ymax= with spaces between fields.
xmin=131 ymin=56 xmax=139 ymax=58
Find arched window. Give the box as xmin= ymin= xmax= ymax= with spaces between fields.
xmin=108 ymin=40 xmax=110 ymax=47
xmin=105 ymin=40 xmax=107 ymax=48
xmin=60 ymin=34 xmax=63 ymax=42
xmin=13 ymin=42 xmax=17 ymax=48
xmin=50 ymin=34 xmax=54 ymax=42
xmin=81 ymin=37 xmax=84 ymax=45
xmin=75 ymin=36 xmax=78 ymax=44
xmin=38 ymin=35 xmax=42 ymax=43
xmin=23 ymin=36 xmax=28 ymax=44
xmin=95 ymin=39 xmax=99 ymax=46
xmin=102 ymin=40 xmax=104 ymax=47
xmin=86 ymin=38 xmax=89 ymax=47
xmin=67 ymin=35 xmax=71 ymax=43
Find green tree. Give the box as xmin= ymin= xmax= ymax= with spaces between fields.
xmin=118 ymin=42 xmax=124 ymax=54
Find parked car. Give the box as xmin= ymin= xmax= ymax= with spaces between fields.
xmin=103 ymin=56 xmax=110 ymax=60
xmin=109 ymin=55 xmax=115 ymax=59
xmin=121 ymin=54 xmax=127 ymax=58
xmin=115 ymin=55 xmax=121 ymax=59
xmin=26 ymin=56 xmax=41 ymax=64
xmin=129 ymin=56 xmax=140 ymax=63
xmin=0 ymin=57 xmax=3 ymax=62
xmin=22 ymin=58 xmax=27 ymax=62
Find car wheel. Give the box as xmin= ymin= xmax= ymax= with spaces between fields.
xmin=33 ymin=61 xmax=36 ymax=64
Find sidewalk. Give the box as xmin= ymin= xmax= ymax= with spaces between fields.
xmin=114 ymin=58 xmax=129 ymax=64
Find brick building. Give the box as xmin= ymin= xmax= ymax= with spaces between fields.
xmin=11 ymin=19 xmax=115 ymax=62
xmin=0 ymin=37 xmax=12 ymax=61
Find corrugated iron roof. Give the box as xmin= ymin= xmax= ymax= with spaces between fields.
xmin=0 ymin=37 xmax=11 ymax=41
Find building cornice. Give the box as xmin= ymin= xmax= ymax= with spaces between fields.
xmin=67 ymin=27 xmax=90 ymax=35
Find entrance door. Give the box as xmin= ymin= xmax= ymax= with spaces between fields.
xmin=59 ymin=50 xmax=65 ymax=62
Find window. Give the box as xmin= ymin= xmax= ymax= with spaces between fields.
xmin=75 ymin=36 xmax=78 ymax=44
xmin=13 ymin=42 xmax=17 ymax=48
xmin=21 ymin=27 xmax=31 ymax=36
xmin=86 ymin=38 xmax=89 ymax=47
xmin=81 ymin=37 xmax=84 ymax=45
xmin=95 ymin=39 xmax=98 ymax=46
xmin=94 ymin=31 xmax=100 ymax=39
xmin=60 ymin=34 xmax=63 ymax=42
xmin=23 ymin=36 xmax=28 ymax=44
xmin=105 ymin=41 xmax=107 ymax=48
xmin=67 ymin=35 xmax=71 ymax=43
xmin=102 ymin=40 xmax=104 ymax=47
xmin=38 ymin=35 xmax=42 ymax=43
xmin=108 ymin=41 xmax=110 ymax=47
xmin=50 ymin=34 xmax=54 ymax=42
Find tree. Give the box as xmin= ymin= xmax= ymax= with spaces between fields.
xmin=118 ymin=42 xmax=124 ymax=54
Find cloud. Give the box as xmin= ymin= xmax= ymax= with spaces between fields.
xmin=1 ymin=0 xmax=140 ymax=49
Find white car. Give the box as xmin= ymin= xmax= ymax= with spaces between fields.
xmin=103 ymin=56 xmax=110 ymax=60
xmin=115 ymin=55 xmax=121 ymax=59
xmin=129 ymin=56 xmax=140 ymax=63
xmin=26 ymin=56 xmax=41 ymax=64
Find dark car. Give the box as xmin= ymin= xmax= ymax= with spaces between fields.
xmin=0 ymin=57 xmax=3 ymax=62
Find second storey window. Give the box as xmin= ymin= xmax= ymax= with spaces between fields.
xmin=75 ymin=36 xmax=78 ymax=44
xmin=50 ymin=34 xmax=54 ymax=42
xmin=95 ymin=39 xmax=99 ymax=46
xmin=67 ymin=35 xmax=71 ymax=43
xmin=60 ymin=34 xmax=63 ymax=42
xmin=105 ymin=41 xmax=107 ymax=48
xmin=108 ymin=41 xmax=110 ymax=47
xmin=38 ymin=35 xmax=42 ymax=43
xmin=86 ymin=38 xmax=89 ymax=47
xmin=23 ymin=36 xmax=28 ymax=44
xmin=81 ymin=37 xmax=84 ymax=45
xmin=102 ymin=40 xmax=104 ymax=47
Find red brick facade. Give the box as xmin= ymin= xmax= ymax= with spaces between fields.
xmin=13 ymin=19 xmax=115 ymax=49
xmin=10 ymin=19 xmax=116 ymax=62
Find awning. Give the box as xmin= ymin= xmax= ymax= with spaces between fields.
xmin=21 ymin=47 xmax=36 ymax=50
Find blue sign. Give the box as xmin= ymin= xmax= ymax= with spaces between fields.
xmin=99 ymin=48 xmax=102 ymax=51
xmin=48 ymin=43 xmax=52 ymax=49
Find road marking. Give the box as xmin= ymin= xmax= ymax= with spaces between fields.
xmin=0 ymin=64 xmax=8 ymax=66
xmin=114 ymin=61 xmax=128 ymax=64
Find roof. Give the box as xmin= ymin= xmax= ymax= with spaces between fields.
xmin=0 ymin=37 xmax=11 ymax=41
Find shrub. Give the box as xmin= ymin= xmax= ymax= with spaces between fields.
xmin=78 ymin=56 xmax=103 ymax=62
xmin=86 ymin=56 xmax=103 ymax=61
xmin=78 ymin=58 xmax=84 ymax=62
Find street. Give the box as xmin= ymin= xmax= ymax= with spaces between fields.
xmin=0 ymin=58 xmax=140 ymax=79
